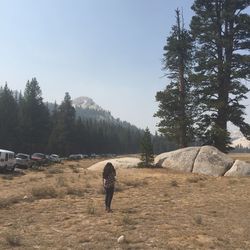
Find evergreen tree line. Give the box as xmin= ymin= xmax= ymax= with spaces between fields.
xmin=155 ymin=0 xmax=250 ymax=152
xmin=0 ymin=79 xmax=170 ymax=156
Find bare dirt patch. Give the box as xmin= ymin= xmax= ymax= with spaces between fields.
xmin=0 ymin=156 xmax=250 ymax=249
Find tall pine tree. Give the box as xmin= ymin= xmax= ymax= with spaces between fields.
xmin=20 ymin=78 xmax=50 ymax=153
xmin=0 ymin=84 xmax=19 ymax=150
xmin=155 ymin=9 xmax=196 ymax=148
xmin=190 ymin=0 xmax=250 ymax=152
xmin=48 ymin=92 xmax=75 ymax=156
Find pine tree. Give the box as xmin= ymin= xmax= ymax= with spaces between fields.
xmin=190 ymin=0 xmax=250 ymax=152
xmin=155 ymin=9 xmax=196 ymax=148
xmin=140 ymin=127 xmax=154 ymax=167
xmin=20 ymin=78 xmax=50 ymax=153
xmin=0 ymin=84 xmax=19 ymax=150
xmin=48 ymin=92 xmax=76 ymax=156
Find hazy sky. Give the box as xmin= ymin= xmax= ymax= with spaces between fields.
xmin=0 ymin=0 xmax=249 ymax=132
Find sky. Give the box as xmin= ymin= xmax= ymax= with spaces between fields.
xmin=0 ymin=0 xmax=249 ymax=133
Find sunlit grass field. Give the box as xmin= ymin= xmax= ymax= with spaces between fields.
xmin=0 ymin=154 xmax=250 ymax=249
xmin=228 ymin=153 xmax=250 ymax=163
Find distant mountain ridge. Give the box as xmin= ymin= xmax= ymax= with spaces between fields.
xmin=230 ymin=130 xmax=250 ymax=149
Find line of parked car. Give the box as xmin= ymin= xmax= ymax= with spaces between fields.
xmin=0 ymin=149 xmax=62 ymax=172
xmin=0 ymin=148 xmax=117 ymax=172
xmin=68 ymin=153 xmax=116 ymax=160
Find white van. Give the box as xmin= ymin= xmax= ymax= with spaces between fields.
xmin=0 ymin=149 xmax=16 ymax=171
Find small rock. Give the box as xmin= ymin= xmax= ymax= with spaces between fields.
xmin=117 ymin=235 xmax=125 ymax=243
xmin=23 ymin=195 xmax=28 ymax=200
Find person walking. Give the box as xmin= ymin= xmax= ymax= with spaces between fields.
xmin=103 ymin=162 xmax=116 ymax=213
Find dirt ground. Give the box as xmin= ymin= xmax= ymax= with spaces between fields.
xmin=0 ymin=154 xmax=250 ymax=250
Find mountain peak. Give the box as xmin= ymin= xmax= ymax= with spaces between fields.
xmin=72 ymin=96 xmax=102 ymax=111
xmin=230 ymin=129 xmax=250 ymax=149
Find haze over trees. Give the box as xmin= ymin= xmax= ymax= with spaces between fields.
xmin=156 ymin=0 xmax=250 ymax=152
xmin=0 ymin=79 xmax=171 ymax=155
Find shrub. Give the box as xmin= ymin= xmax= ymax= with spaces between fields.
xmin=31 ymin=186 xmax=58 ymax=199
xmin=47 ymin=167 xmax=64 ymax=174
xmin=194 ymin=215 xmax=202 ymax=225
xmin=56 ymin=176 xmax=68 ymax=187
xmin=186 ymin=176 xmax=207 ymax=183
xmin=0 ymin=196 xmax=22 ymax=208
xmin=115 ymin=183 xmax=125 ymax=192
xmin=66 ymin=186 xmax=85 ymax=197
xmin=137 ymin=162 xmax=155 ymax=168
xmin=5 ymin=233 xmax=22 ymax=247
xmin=122 ymin=179 xmax=148 ymax=187
xmin=122 ymin=214 xmax=135 ymax=225
xmin=1 ymin=175 xmax=13 ymax=180
xmin=170 ymin=180 xmax=178 ymax=187
xmin=87 ymin=201 xmax=96 ymax=215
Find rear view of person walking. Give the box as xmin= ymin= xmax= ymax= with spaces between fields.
xmin=103 ymin=162 xmax=116 ymax=212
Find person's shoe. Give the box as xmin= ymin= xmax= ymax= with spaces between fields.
xmin=107 ymin=209 xmax=113 ymax=213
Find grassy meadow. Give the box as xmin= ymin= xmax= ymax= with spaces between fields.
xmin=0 ymin=154 xmax=250 ymax=249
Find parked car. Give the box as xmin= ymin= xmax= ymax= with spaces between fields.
xmin=90 ymin=153 xmax=97 ymax=158
xmin=31 ymin=153 xmax=48 ymax=165
xmin=68 ymin=154 xmax=82 ymax=160
xmin=16 ymin=153 xmax=32 ymax=169
xmin=0 ymin=149 xmax=16 ymax=171
xmin=49 ymin=154 xmax=61 ymax=163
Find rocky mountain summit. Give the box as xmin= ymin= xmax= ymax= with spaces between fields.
xmin=72 ymin=96 xmax=115 ymax=122
xmin=230 ymin=129 xmax=250 ymax=149
xmin=73 ymin=96 xmax=102 ymax=111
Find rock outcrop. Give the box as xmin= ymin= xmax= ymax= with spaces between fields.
xmin=154 ymin=147 xmax=200 ymax=173
xmin=88 ymin=146 xmax=250 ymax=177
xmin=224 ymin=160 xmax=250 ymax=177
xmin=88 ymin=157 xmax=141 ymax=171
xmin=192 ymin=146 xmax=234 ymax=177
xmin=155 ymin=145 xmax=249 ymax=177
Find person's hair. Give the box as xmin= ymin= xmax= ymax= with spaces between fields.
xmin=103 ymin=162 xmax=116 ymax=179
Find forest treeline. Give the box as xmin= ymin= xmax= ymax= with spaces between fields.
xmin=0 ymin=78 xmax=172 ymax=156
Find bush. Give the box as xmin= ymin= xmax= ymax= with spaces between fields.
xmin=31 ymin=186 xmax=58 ymax=199
xmin=170 ymin=180 xmax=178 ymax=187
xmin=87 ymin=201 xmax=96 ymax=215
xmin=47 ymin=167 xmax=64 ymax=174
xmin=137 ymin=162 xmax=156 ymax=168
xmin=0 ymin=196 xmax=22 ymax=208
xmin=5 ymin=233 xmax=22 ymax=247
xmin=66 ymin=186 xmax=86 ymax=197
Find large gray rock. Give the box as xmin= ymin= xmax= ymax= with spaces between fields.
xmin=224 ymin=160 xmax=250 ymax=177
xmin=192 ymin=146 xmax=234 ymax=176
xmin=155 ymin=147 xmax=201 ymax=173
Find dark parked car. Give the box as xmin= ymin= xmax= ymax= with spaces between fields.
xmin=16 ymin=153 xmax=32 ymax=169
xmin=31 ymin=153 xmax=48 ymax=165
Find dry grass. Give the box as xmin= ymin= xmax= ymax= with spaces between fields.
xmin=229 ymin=153 xmax=250 ymax=163
xmin=0 ymin=155 xmax=250 ymax=249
